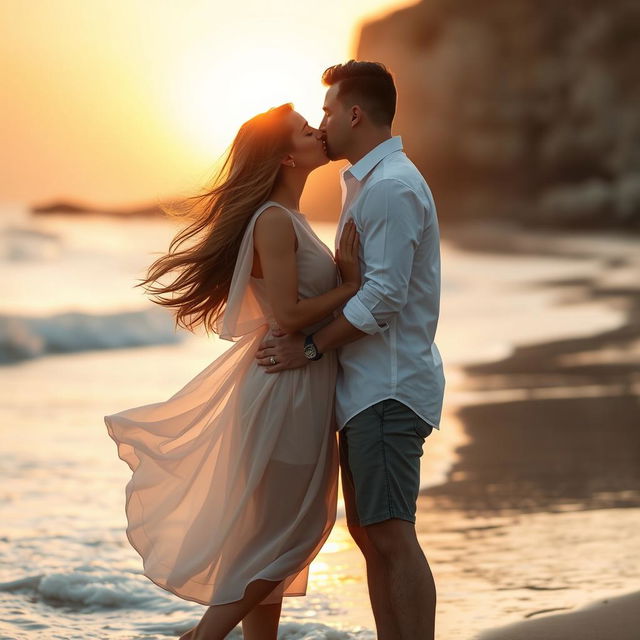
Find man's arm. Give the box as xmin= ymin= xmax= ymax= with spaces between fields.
xmin=315 ymin=179 xmax=424 ymax=351
xmin=312 ymin=312 xmax=367 ymax=352
xmin=253 ymin=313 xmax=365 ymax=373
xmin=340 ymin=178 xmax=424 ymax=334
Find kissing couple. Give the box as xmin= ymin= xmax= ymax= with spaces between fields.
xmin=105 ymin=59 xmax=445 ymax=640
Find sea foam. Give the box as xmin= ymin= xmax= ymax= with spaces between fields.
xmin=0 ymin=568 xmax=375 ymax=639
xmin=0 ymin=308 xmax=184 ymax=364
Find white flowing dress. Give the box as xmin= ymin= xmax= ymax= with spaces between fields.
xmin=104 ymin=201 xmax=339 ymax=606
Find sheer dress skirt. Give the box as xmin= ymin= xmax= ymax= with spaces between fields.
xmin=104 ymin=327 xmax=339 ymax=606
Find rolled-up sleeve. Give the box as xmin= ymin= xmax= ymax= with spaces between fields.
xmin=342 ymin=179 xmax=424 ymax=335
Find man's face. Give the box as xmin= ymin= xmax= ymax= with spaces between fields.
xmin=319 ymin=83 xmax=352 ymax=161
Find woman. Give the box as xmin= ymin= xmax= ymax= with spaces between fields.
xmin=104 ymin=103 xmax=360 ymax=640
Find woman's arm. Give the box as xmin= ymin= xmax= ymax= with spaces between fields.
xmin=253 ymin=207 xmax=358 ymax=333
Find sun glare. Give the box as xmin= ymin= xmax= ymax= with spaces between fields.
xmin=1 ymin=0 xmax=420 ymax=205
xmin=168 ymin=43 xmax=327 ymax=163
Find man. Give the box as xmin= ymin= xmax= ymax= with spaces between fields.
xmin=255 ymin=60 xmax=445 ymax=640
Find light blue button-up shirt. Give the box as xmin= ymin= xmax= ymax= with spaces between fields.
xmin=334 ymin=136 xmax=445 ymax=430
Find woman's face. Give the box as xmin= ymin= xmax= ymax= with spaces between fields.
xmin=284 ymin=110 xmax=329 ymax=171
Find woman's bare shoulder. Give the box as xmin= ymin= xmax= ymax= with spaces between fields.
xmin=254 ymin=205 xmax=293 ymax=228
xmin=253 ymin=205 xmax=297 ymax=249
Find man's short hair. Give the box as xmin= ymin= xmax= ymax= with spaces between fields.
xmin=322 ymin=60 xmax=396 ymax=127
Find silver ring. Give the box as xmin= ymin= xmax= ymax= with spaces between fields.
xmin=269 ymin=356 xmax=276 ymax=365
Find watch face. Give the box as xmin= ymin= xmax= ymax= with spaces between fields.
xmin=304 ymin=343 xmax=317 ymax=359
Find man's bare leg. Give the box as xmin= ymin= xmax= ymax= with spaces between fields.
xmin=365 ymin=518 xmax=436 ymax=640
xmin=241 ymin=599 xmax=283 ymax=640
xmin=347 ymin=520 xmax=402 ymax=639
xmin=341 ymin=465 xmax=400 ymax=639
xmin=178 ymin=578 xmax=283 ymax=640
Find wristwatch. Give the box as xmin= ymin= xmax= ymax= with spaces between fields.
xmin=303 ymin=333 xmax=323 ymax=361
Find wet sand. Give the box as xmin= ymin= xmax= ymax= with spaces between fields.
xmin=420 ymin=222 xmax=640 ymax=638
xmin=478 ymin=589 xmax=640 ymax=640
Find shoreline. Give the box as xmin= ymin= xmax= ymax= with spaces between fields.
xmin=421 ymin=221 xmax=640 ymax=637
xmin=409 ymin=498 xmax=640 ymax=639
xmin=428 ymin=220 xmax=640 ymax=513
xmin=440 ymin=219 xmax=640 ymax=259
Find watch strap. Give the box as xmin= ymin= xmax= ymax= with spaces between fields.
xmin=304 ymin=333 xmax=323 ymax=360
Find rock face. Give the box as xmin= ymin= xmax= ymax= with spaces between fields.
xmin=357 ymin=0 xmax=640 ymax=228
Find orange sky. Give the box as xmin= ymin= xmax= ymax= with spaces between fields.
xmin=0 ymin=0 xmax=413 ymax=209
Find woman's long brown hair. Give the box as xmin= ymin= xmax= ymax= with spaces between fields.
xmin=136 ymin=103 xmax=294 ymax=335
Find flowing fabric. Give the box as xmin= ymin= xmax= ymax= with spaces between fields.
xmin=104 ymin=201 xmax=340 ymax=606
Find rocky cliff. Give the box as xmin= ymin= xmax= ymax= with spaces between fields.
xmin=357 ymin=0 xmax=640 ymax=228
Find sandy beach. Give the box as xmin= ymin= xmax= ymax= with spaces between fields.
xmin=478 ymin=589 xmax=640 ymax=640
xmin=421 ymin=221 xmax=640 ymax=639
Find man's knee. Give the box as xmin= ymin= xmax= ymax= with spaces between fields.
xmin=365 ymin=518 xmax=417 ymax=558
xmin=346 ymin=518 xmax=378 ymax=556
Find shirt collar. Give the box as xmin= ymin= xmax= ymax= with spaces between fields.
xmin=341 ymin=135 xmax=403 ymax=182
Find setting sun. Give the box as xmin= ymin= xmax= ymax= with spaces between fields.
xmin=169 ymin=43 xmax=328 ymax=161
xmin=0 ymin=0 xmax=417 ymax=206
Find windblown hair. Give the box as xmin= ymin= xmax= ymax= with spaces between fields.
xmin=322 ymin=60 xmax=396 ymax=127
xmin=136 ymin=103 xmax=294 ymax=335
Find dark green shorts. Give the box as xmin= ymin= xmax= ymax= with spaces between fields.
xmin=339 ymin=398 xmax=433 ymax=527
